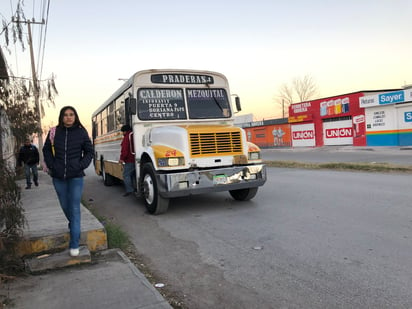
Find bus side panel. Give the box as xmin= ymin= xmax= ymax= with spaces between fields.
xmin=104 ymin=161 xmax=124 ymax=180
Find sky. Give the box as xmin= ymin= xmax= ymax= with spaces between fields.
xmin=1 ymin=0 xmax=412 ymax=133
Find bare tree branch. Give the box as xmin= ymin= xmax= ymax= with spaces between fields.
xmin=278 ymin=83 xmax=294 ymax=105
xmin=293 ymin=75 xmax=318 ymax=102
xmin=275 ymin=74 xmax=319 ymax=118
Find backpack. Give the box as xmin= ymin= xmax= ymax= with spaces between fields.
xmin=42 ymin=126 xmax=56 ymax=173
xmin=49 ymin=126 xmax=56 ymax=156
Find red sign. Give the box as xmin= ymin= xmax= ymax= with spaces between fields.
xmin=293 ymin=130 xmax=314 ymax=140
xmin=288 ymin=114 xmax=313 ymax=123
xmin=325 ymin=127 xmax=353 ymax=138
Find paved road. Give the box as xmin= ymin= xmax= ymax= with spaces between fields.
xmin=261 ymin=146 xmax=412 ymax=166
xmin=83 ymin=163 xmax=412 ymax=309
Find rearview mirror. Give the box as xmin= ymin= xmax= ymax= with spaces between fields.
xmin=235 ymin=96 xmax=241 ymax=112
xmin=125 ymin=97 xmax=137 ymax=115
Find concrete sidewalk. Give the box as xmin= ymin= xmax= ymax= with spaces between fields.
xmin=2 ymin=171 xmax=171 ymax=309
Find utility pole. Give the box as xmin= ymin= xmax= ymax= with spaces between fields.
xmin=13 ymin=18 xmax=45 ymax=162
xmin=27 ymin=20 xmax=44 ymax=163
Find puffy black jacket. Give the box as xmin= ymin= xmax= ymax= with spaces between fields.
xmin=18 ymin=144 xmax=39 ymax=166
xmin=43 ymin=125 xmax=94 ymax=179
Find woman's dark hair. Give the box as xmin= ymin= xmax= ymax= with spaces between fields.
xmin=58 ymin=106 xmax=84 ymax=128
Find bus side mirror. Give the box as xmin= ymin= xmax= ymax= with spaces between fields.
xmin=235 ymin=97 xmax=241 ymax=112
xmin=125 ymin=98 xmax=137 ymax=115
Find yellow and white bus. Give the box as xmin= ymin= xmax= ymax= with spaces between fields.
xmin=92 ymin=69 xmax=266 ymax=214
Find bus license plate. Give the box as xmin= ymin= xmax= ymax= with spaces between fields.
xmin=213 ymin=175 xmax=227 ymax=185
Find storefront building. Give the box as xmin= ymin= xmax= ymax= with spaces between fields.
xmin=288 ymin=91 xmax=376 ymax=147
xmin=360 ymin=88 xmax=412 ymax=146
xmin=241 ymin=118 xmax=291 ymax=148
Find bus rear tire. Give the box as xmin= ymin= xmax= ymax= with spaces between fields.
xmin=102 ymin=163 xmax=114 ymax=186
xmin=141 ymin=163 xmax=169 ymax=215
xmin=229 ymin=187 xmax=258 ymax=201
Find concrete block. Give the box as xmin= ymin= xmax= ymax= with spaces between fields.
xmin=25 ymin=246 xmax=91 ymax=273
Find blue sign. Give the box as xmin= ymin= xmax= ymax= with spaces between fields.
xmin=405 ymin=111 xmax=412 ymax=122
xmin=379 ymin=91 xmax=404 ymax=105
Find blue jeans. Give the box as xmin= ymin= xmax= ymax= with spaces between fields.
xmin=123 ymin=162 xmax=136 ymax=193
xmin=53 ymin=177 xmax=84 ymax=249
xmin=24 ymin=164 xmax=38 ymax=186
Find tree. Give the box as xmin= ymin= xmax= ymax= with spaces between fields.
xmin=1 ymin=0 xmax=57 ymax=146
xmin=275 ymin=74 xmax=319 ymax=117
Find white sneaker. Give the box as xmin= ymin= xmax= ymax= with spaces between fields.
xmin=69 ymin=248 xmax=80 ymax=257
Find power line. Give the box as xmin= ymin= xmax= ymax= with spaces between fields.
xmin=37 ymin=0 xmax=50 ymax=81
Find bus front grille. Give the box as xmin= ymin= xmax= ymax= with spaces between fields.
xmin=190 ymin=131 xmax=243 ymax=157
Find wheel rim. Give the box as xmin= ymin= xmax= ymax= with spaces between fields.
xmin=143 ymin=174 xmax=154 ymax=204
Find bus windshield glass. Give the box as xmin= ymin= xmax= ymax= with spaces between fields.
xmin=137 ymin=88 xmax=187 ymax=120
xmin=187 ymin=88 xmax=231 ymax=119
xmin=137 ymin=87 xmax=231 ymax=120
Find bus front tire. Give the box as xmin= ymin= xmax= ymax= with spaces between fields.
xmin=229 ymin=187 xmax=258 ymax=201
xmin=102 ymin=163 xmax=114 ymax=186
xmin=141 ymin=163 xmax=169 ymax=215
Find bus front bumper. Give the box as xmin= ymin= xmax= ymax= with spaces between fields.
xmin=156 ymin=164 xmax=266 ymax=198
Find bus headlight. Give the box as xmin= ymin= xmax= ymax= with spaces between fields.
xmin=247 ymin=142 xmax=261 ymax=161
xmin=248 ymin=152 xmax=261 ymax=160
xmin=157 ymin=157 xmax=185 ymax=167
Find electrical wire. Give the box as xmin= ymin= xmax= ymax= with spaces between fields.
xmin=37 ymin=0 xmax=49 ymax=81
xmin=2 ymin=0 xmax=51 ymax=86
xmin=35 ymin=0 xmax=43 ymax=78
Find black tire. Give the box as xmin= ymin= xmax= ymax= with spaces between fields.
xmin=101 ymin=162 xmax=114 ymax=186
xmin=141 ymin=163 xmax=169 ymax=215
xmin=229 ymin=187 xmax=258 ymax=201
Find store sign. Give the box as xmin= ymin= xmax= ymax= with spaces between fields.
xmin=405 ymin=89 xmax=412 ymax=101
xmin=325 ymin=127 xmax=353 ymax=138
xmin=288 ymin=114 xmax=312 ymax=123
xmin=291 ymin=123 xmax=315 ymax=147
xmin=320 ymin=97 xmax=350 ymax=116
xmin=404 ymin=111 xmax=412 ymax=122
xmin=378 ymin=91 xmax=404 ymax=105
xmin=359 ymin=95 xmax=379 ymax=108
xmin=360 ymin=90 xmax=409 ymax=108
xmin=293 ymin=130 xmax=314 ymax=139
xmin=353 ymin=115 xmax=365 ymax=124
xmin=323 ymin=119 xmax=353 ymax=146
xmin=291 ymin=102 xmax=312 ymax=114
xmin=371 ymin=110 xmax=386 ymax=128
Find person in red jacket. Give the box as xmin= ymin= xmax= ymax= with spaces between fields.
xmin=119 ymin=125 xmax=135 ymax=196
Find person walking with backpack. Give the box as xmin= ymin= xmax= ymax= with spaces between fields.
xmin=18 ymin=138 xmax=40 ymax=189
xmin=43 ymin=106 xmax=93 ymax=257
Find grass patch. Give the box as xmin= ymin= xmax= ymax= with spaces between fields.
xmin=81 ymin=198 xmax=131 ymax=251
xmin=263 ymin=160 xmax=412 ymax=173
xmin=103 ymin=221 xmax=130 ymax=250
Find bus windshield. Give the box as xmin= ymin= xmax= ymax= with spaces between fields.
xmin=137 ymin=88 xmax=231 ymax=121
xmin=187 ymin=88 xmax=231 ymax=119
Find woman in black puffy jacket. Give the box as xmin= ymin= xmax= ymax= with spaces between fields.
xmin=43 ymin=106 xmax=93 ymax=257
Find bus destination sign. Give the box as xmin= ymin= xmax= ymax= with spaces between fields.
xmin=151 ymin=73 xmax=214 ymax=85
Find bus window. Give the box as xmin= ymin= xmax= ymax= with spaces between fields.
xmin=137 ymin=88 xmax=186 ymax=120
xmin=186 ymin=88 xmax=231 ymax=119
xmin=102 ymin=117 xmax=107 ymax=135
xmin=109 ymin=101 xmax=115 ymax=113
xmin=92 ymin=121 xmax=97 ymax=140
xmin=116 ymin=98 xmax=125 ymax=129
xmin=107 ymin=113 xmax=115 ymax=132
